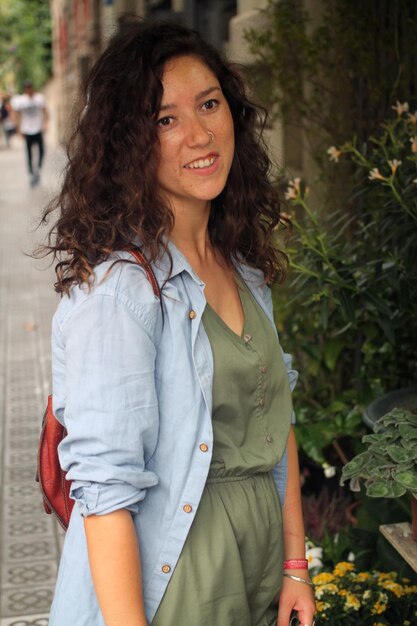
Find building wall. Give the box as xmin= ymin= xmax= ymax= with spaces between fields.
xmin=50 ymin=0 xmax=309 ymax=182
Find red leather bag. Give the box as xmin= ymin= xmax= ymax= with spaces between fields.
xmin=36 ymin=249 xmax=160 ymax=530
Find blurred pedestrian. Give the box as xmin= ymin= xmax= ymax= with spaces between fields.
xmin=1 ymin=95 xmax=17 ymax=147
xmin=12 ymin=80 xmax=48 ymax=186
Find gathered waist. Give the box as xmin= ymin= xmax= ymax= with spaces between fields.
xmin=205 ymin=470 xmax=272 ymax=484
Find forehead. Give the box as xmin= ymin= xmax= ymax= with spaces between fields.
xmin=160 ymin=55 xmax=220 ymax=101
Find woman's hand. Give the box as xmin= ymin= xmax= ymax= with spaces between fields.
xmin=277 ymin=571 xmax=316 ymax=626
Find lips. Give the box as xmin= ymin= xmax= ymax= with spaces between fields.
xmin=184 ymin=153 xmax=218 ymax=169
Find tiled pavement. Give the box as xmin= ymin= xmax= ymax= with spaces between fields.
xmin=0 ymin=139 xmax=66 ymax=624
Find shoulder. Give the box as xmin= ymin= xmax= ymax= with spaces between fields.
xmin=35 ymin=93 xmax=45 ymax=105
xmin=54 ymin=252 xmax=161 ymax=335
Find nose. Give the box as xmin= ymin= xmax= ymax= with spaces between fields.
xmin=185 ymin=115 xmax=211 ymax=147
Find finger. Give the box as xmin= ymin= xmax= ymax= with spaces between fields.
xmin=276 ymin=607 xmax=292 ymax=626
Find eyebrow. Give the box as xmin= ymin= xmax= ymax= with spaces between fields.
xmin=159 ymin=86 xmax=222 ymax=112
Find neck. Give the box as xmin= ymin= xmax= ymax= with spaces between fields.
xmin=169 ymin=200 xmax=213 ymax=263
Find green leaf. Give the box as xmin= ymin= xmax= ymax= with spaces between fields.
xmin=336 ymin=289 xmax=356 ymax=325
xmin=394 ymin=470 xmax=417 ymax=491
xmin=322 ymin=338 xmax=344 ymax=371
xmin=366 ymin=480 xmax=406 ymax=498
xmin=341 ymin=452 xmax=371 ymax=481
xmin=386 ymin=445 xmax=411 ymax=464
xmin=398 ymin=423 xmax=417 ymax=439
xmin=364 ymin=291 xmax=392 ymax=317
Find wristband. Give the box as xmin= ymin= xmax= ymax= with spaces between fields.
xmin=283 ymin=559 xmax=308 ymax=570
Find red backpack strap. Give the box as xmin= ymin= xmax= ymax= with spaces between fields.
xmin=128 ymin=248 xmax=160 ymax=299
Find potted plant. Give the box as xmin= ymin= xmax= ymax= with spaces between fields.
xmin=341 ymin=408 xmax=417 ymax=539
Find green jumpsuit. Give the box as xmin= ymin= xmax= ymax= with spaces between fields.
xmin=151 ymin=276 xmax=293 ymax=626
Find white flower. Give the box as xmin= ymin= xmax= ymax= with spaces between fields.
xmin=306 ymin=546 xmax=323 ymax=570
xmin=388 ymin=159 xmax=401 ymax=175
xmin=392 ymin=101 xmax=409 ymax=117
xmin=408 ymin=111 xmax=417 ymax=124
xmin=347 ymin=551 xmax=355 ymax=562
xmin=410 ymin=137 xmax=417 ymax=153
xmin=413 ymin=178 xmax=417 ymax=185
xmin=323 ymin=463 xmax=336 ymax=478
xmin=284 ymin=177 xmax=301 ymax=201
xmin=327 ymin=146 xmax=341 ymax=163
xmin=369 ymin=167 xmax=385 ymax=181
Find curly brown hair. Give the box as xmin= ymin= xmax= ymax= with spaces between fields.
xmin=39 ymin=19 xmax=288 ymax=294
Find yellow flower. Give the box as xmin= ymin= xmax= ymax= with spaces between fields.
xmin=392 ymin=101 xmax=409 ymax=116
xmin=355 ymin=572 xmax=372 ymax=583
xmin=378 ymin=572 xmax=396 ymax=582
xmin=344 ymin=592 xmax=361 ymax=611
xmin=405 ymin=585 xmax=417 ymax=594
xmin=388 ymin=159 xmax=401 ymax=174
xmin=363 ymin=590 xmax=371 ymax=600
xmin=327 ymin=146 xmax=341 ymax=163
xmin=372 ymin=622 xmax=386 ymax=626
xmin=369 ymin=167 xmax=386 ymax=181
xmin=315 ymin=583 xmax=339 ymax=598
xmin=371 ymin=601 xmax=387 ymax=615
xmin=410 ymin=137 xmax=417 ymax=153
xmin=379 ymin=580 xmax=404 ymax=597
xmin=333 ymin=561 xmax=355 ymax=577
xmin=312 ymin=572 xmax=335 ymax=585
xmin=316 ymin=601 xmax=330 ymax=613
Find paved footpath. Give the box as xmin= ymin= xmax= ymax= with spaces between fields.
xmin=0 ymin=138 xmax=66 ymax=624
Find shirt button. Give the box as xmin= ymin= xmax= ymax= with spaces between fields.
xmin=162 ymin=564 xmax=171 ymax=574
xmin=189 ymin=310 xmax=197 ymax=320
xmin=260 ymin=366 xmax=267 ymax=374
xmin=259 ymin=397 xmax=265 ymax=407
xmin=266 ymin=434 xmax=273 ymax=443
xmin=183 ymin=504 xmax=193 ymax=513
xmin=199 ymin=443 xmax=209 ymax=452
xmin=243 ymin=333 xmax=252 ymax=343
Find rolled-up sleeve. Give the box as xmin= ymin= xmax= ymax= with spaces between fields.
xmin=55 ymin=292 xmax=159 ymax=517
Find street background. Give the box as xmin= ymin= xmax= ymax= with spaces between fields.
xmin=0 ymin=138 xmax=65 ymax=624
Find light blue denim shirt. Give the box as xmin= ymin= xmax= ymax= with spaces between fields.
xmin=49 ymin=241 xmax=298 ymax=626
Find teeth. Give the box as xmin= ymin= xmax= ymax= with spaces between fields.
xmin=185 ymin=156 xmax=215 ymax=169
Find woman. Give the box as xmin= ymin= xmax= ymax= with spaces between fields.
xmin=43 ymin=19 xmax=315 ymax=626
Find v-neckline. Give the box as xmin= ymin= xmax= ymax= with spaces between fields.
xmin=204 ymin=280 xmax=247 ymax=340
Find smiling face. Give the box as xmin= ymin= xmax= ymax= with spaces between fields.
xmin=155 ymin=55 xmax=235 ymax=216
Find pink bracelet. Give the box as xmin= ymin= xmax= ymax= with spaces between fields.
xmin=283 ymin=559 xmax=309 ymax=570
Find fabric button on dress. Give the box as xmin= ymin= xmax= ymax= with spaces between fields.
xmin=243 ymin=333 xmax=252 ymax=343
xmin=162 ymin=564 xmax=171 ymax=574
xmin=258 ymin=398 xmax=264 ymax=407
xmin=183 ymin=504 xmax=193 ymax=513
xmin=199 ymin=443 xmax=209 ymax=452
xmin=260 ymin=366 xmax=267 ymax=374
xmin=189 ymin=310 xmax=197 ymax=320
xmin=266 ymin=434 xmax=273 ymax=443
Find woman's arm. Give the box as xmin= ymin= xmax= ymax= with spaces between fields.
xmin=85 ymin=509 xmax=148 ymax=626
xmin=277 ymin=427 xmax=316 ymax=626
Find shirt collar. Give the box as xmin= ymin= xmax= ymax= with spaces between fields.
xmin=135 ymin=237 xmax=265 ymax=288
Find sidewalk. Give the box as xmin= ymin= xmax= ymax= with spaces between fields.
xmin=0 ymin=138 xmax=66 ymax=623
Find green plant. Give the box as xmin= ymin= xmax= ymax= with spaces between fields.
xmin=276 ymin=105 xmax=417 ymax=466
xmin=245 ymin=0 xmax=417 ymax=183
xmin=312 ymin=562 xmax=417 ymax=625
xmin=341 ymin=408 xmax=417 ymax=498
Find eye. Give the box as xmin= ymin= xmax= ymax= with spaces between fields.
xmin=157 ymin=116 xmax=174 ymax=128
xmin=202 ymin=99 xmax=219 ymax=111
